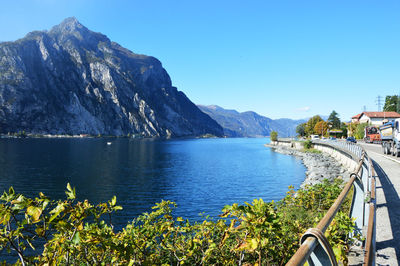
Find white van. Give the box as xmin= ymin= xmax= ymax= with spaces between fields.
xmin=311 ymin=135 xmax=320 ymax=140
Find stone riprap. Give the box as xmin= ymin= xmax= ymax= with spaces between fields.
xmin=267 ymin=144 xmax=351 ymax=187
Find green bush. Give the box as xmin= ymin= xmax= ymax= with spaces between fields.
xmin=0 ymin=180 xmax=355 ymax=265
xmin=270 ymin=131 xmax=278 ymax=141
xmin=304 ymin=148 xmax=322 ymax=154
xmin=354 ymin=123 xmax=368 ymax=140
xmin=303 ymin=140 xmax=313 ymax=149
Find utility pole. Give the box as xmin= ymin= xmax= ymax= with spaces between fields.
xmin=376 ymin=95 xmax=383 ymax=112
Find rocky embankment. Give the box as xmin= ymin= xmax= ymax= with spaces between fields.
xmin=267 ymin=144 xmax=351 ymax=187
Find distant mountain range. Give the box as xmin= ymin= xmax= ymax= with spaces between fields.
xmin=197 ymin=105 xmax=307 ymax=137
xmin=0 ymin=17 xmax=223 ymax=137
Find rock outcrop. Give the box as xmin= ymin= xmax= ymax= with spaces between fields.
xmin=0 ymin=17 xmax=223 ymax=137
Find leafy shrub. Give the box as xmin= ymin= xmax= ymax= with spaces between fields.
xmin=303 ymin=140 xmax=313 ymax=149
xmin=354 ymin=123 xmax=368 ymax=139
xmin=270 ymin=131 xmax=278 ymax=141
xmin=304 ymin=148 xmax=322 ymax=154
xmin=0 ymin=180 xmax=355 ymax=265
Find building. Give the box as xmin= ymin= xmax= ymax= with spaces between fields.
xmin=351 ymin=114 xmax=362 ymax=123
xmin=355 ymin=112 xmax=400 ymax=126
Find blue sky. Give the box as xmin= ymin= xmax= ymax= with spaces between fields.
xmin=1 ymin=0 xmax=399 ymax=120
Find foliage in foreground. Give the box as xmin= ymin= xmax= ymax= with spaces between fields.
xmin=0 ymin=179 xmax=355 ymax=265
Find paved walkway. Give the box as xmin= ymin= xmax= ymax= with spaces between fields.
xmin=359 ymin=142 xmax=400 ymax=265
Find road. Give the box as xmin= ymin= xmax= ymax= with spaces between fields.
xmin=359 ymin=142 xmax=400 ymax=265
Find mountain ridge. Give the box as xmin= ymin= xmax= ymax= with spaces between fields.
xmin=0 ymin=17 xmax=223 ymax=137
xmin=197 ymin=105 xmax=307 ymax=137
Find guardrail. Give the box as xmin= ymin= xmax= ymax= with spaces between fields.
xmin=318 ymin=139 xmax=364 ymax=159
xmin=286 ymin=140 xmax=376 ymax=265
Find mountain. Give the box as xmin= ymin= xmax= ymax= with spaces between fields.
xmin=197 ymin=105 xmax=306 ymax=137
xmin=0 ymin=17 xmax=223 ymax=137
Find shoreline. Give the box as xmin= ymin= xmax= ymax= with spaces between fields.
xmin=265 ymin=143 xmax=351 ymax=187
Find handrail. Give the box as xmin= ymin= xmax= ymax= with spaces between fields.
xmin=365 ymin=157 xmax=376 ymax=265
xmin=286 ymin=155 xmax=364 ymax=265
xmin=284 ymin=140 xmax=376 ymax=265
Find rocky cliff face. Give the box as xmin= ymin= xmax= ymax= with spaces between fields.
xmin=198 ymin=105 xmax=306 ymax=137
xmin=0 ymin=17 xmax=223 ymax=137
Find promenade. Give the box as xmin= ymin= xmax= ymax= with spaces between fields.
xmin=359 ymin=142 xmax=400 ymax=265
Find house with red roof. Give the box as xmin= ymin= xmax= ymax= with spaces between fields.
xmin=356 ymin=111 xmax=400 ymax=125
xmin=351 ymin=113 xmax=362 ymax=123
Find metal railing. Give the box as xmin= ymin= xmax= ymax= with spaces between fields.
xmin=286 ymin=140 xmax=376 ymax=265
xmin=315 ymin=139 xmax=363 ymax=159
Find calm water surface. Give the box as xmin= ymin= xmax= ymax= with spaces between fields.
xmin=0 ymin=137 xmax=305 ymax=228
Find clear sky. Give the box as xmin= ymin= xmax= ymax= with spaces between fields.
xmin=1 ymin=0 xmax=399 ymax=120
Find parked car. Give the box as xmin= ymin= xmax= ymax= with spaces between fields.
xmin=311 ymin=135 xmax=320 ymax=140
xmin=346 ymin=137 xmax=357 ymax=143
xmin=329 ymin=137 xmax=336 ymax=140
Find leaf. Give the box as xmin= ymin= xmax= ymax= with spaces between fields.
xmin=9 ymin=187 xmax=14 ymax=195
xmin=66 ymin=183 xmax=76 ymax=200
xmin=67 ymin=183 xmax=72 ymax=192
xmin=219 ymin=210 xmax=230 ymax=218
xmin=72 ymin=231 xmax=81 ymax=245
xmin=114 ymin=206 xmax=123 ymax=211
xmin=42 ymin=200 xmax=49 ymax=210
xmin=77 ymin=223 xmax=83 ymax=231
xmin=27 ymin=206 xmax=42 ymax=222
xmin=35 ymin=227 xmax=45 ymax=237
xmin=49 ymin=203 xmax=65 ymax=222
xmin=111 ymin=196 xmax=117 ymax=206
xmin=249 ymin=238 xmax=258 ymax=250
xmin=11 ymin=195 xmax=25 ymax=204
xmin=0 ymin=212 xmax=10 ymax=225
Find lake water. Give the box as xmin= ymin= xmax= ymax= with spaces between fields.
xmin=0 ymin=137 xmax=306 ymax=228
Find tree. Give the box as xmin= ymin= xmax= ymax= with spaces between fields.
xmin=270 ymin=131 xmax=278 ymax=141
xmin=347 ymin=122 xmax=358 ymax=137
xmin=296 ymin=123 xmax=306 ymax=137
xmin=305 ymin=115 xmax=323 ymax=135
xmin=340 ymin=122 xmax=348 ymax=138
xmin=383 ymin=95 xmax=399 ymax=112
xmin=314 ymin=121 xmax=328 ymax=136
xmin=354 ymin=123 xmax=368 ymax=139
xmin=327 ymin=110 xmax=341 ymax=129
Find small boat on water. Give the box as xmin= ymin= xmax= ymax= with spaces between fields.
xmin=107 ymin=142 xmax=112 ymax=145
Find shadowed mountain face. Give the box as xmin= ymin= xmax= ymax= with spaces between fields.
xmin=197 ymin=105 xmax=306 ymax=137
xmin=0 ymin=17 xmax=223 ymax=137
